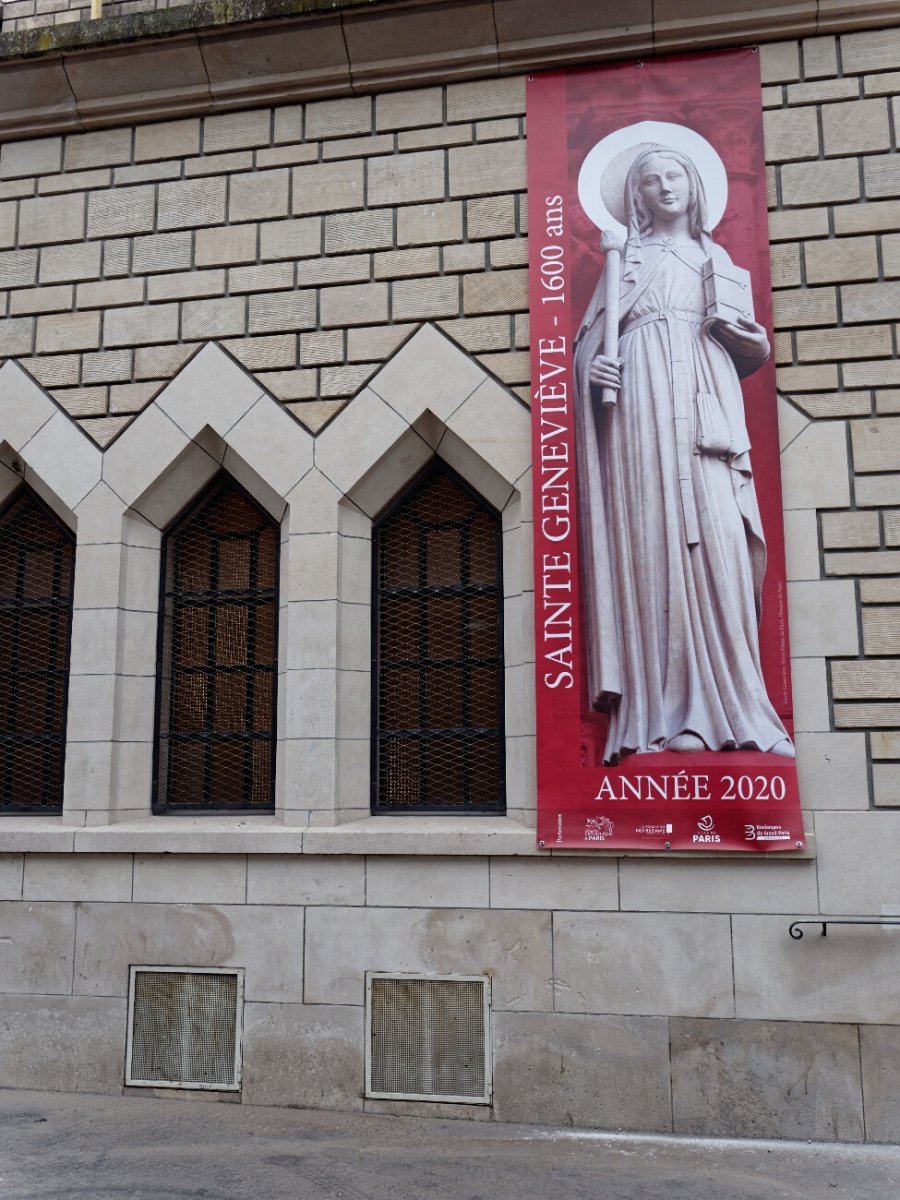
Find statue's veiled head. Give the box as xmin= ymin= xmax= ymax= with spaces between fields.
xmin=625 ymin=145 xmax=709 ymax=240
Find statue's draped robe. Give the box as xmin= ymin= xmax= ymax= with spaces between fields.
xmin=573 ymin=237 xmax=789 ymax=762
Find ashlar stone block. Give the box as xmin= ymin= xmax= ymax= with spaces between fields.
xmin=795 ymin=732 xmax=870 ymax=810
xmin=19 ymin=192 xmax=85 ymax=245
xmin=104 ymin=303 xmax=178 ymax=347
xmin=73 ymin=902 xmax=304 ymax=1003
xmin=248 ymin=290 xmax=316 ymax=333
xmin=366 ymin=856 xmax=489 ymax=908
xmin=0 ymin=248 xmax=38 ymax=288
xmin=229 ymin=168 xmax=290 ymax=222
xmin=376 ymin=87 xmax=442 ymax=131
xmin=490 ymin=857 xmax=618 ymax=911
xmin=763 ymin=105 xmax=819 ymax=162
xmin=851 ymin=418 xmax=900 ymax=473
xmin=449 ymin=140 xmax=526 ymax=198
xmin=203 ymin=108 xmax=271 ymax=153
xmin=0 ymin=135 xmax=62 ymax=179
xmin=293 ymin=160 xmax=364 ymax=215
xmin=822 ymin=98 xmax=891 ymax=156
xmin=0 ymin=901 xmax=75 ymax=994
xmin=671 ymin=1017 xmax=864 ymax=1141
xmin=0 ymin=995 xmax=126 ymax=1094
xmin=860 ymin=1025 xmax=900 ymax=1144
xmin=0 ymin=854 xmax=22 ymax=900
xmin=493 ymin=1011 xmax=672 ymax=1132
xmin=619 ymin=858 xmax=817 ymax=915
xmin=815 ymin=810 xmax=900 ymax=916
xmin=87 ymin=185 xmax=155 ymax=238
xmin=367 ymin=150 xmax=444 ymax=207
xmin=134 ymin=117 xmax=200 ymax=161
xmin=780 ymin=419 xmax=849 ymax=509
xmin=242 ymin=1001 xmax=364 ymax=1109
xmin=157 ymin=176 xmax=227 ymax=230
xmin=247 ymin=855 xmax=364 ymax=905
xmin=554 ymin=912 xmax=733 ymax=1017
xmin=304 ymin=905 xmax=552 ymax=1011
xmin=787 ymin=580 xmax=859 ymax=657
xmin=23 ymin=853 xmax=132 ymax=901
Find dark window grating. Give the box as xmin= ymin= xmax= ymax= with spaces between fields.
xmin=372 ymin=464 xmax=504 ymax=813
xmin=0 ymin=488 xmax=75 ymax=814
xmin=367 ymin=974 xmax=490 ymax=1103
xmin=127 ymin=967 xmax=243 ymax=1090
xmin=154 ymin=475 xmax=278 ymax=812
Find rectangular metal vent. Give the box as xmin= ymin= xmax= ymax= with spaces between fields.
xmin=126 ymin=967 xmax=244 ymax=1091
xmin=366 ymin=973 xmax=491 ymax=1104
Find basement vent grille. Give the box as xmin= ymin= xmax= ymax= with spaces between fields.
xmin=126 ymin=967 xmax=244 ymax=1091
xmin=366 ymin=973 xmax=491 ymax=1104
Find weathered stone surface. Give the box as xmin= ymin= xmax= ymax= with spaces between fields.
xmin=619 ymin=858 xmax=817 ymax=914
xmin=796 ymin=732 xmax=870 ymax=810
xmin=23 ymin=854 xmax=132 ymax=901
xmin=554 ymin=913 xmax=733 ymax=1017
xmin=0 ymin=994 xmax=125 ymax=1093
xmin=860 ymin=1025 xmax=900 ymax=1144
xmin=493 ymin=1011 xmax=672 ymax=1132
xmin=815 ymin=810 xmax=900 ymax=916
xmin=0 ymin=854 xmax=22 ymax=900
xmin=73 ymin=903 xmax=303 ymax=1003
xmin=0 ymin=901 xmax=75 ymax=994
xmin=304 ymin=906 xmax=552 ymax=1011
xmin=489 ymin=857 xmax=618 ymax=911
xmin=366 ymin=856 xmax=489 ymax=908
xmin=132 ymin=855 xmax=247 ymax=904
xmin=242 ymin=1001 xmax=364 ymax=1109
xmin=247 ymin=855 xmax=364 ymax=905
xmin=671 ymin=1017 xmax=864 ymax=1141
xmin=734 ymin=912 xmax=900 ymax=1024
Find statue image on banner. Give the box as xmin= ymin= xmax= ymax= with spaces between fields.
xmin=572 ymin=122 xmax=794 ymax=765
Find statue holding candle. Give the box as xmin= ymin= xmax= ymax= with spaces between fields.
xmin=573 ymin=127 xmax=793 ymax=763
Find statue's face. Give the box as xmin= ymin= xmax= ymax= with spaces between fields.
xmin=636 ymin=154 xmax=691 ymax=222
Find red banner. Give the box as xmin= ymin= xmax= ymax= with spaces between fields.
xmin=527 ymin=50 xmax=805 ymax=852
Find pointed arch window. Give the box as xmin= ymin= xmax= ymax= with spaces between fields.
xmin=373 ymin=463 xmax=505 ymax=813
xmin=154 ymin=475 xmax=278 ymax=813
xmin=0 ymin=488 xmax=75 ymax=813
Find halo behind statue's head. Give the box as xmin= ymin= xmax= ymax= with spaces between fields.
xmin=578 ymin=121 xmax=728 ymax=239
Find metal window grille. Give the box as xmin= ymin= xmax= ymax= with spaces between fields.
xmin=126 ymin=967 xmax=244 ymax=1091
xmin=154 ymin=475 xmax=278 ymax=812
xmin=372 ymin=463 xmax=504 ymax=813
xmin=366 ymin=973 xmax=491 ymax=1103
xmin=0 ymin=488 xmax=74 ymax=813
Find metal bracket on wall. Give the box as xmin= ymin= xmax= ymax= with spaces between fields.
xmin=788 ymin=919 xmax=900 ymax=940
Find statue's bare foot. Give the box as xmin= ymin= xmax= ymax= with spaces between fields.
xmin=666 ymin=732 xmax=706 ymax=752
xmin=770 ymin=739 xmax=795 ymax=758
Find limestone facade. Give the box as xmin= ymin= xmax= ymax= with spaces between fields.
xmin=0 ymin=5 xmax=897 ymax=1142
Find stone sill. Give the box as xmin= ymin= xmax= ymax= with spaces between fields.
xmin=0 ymin=0 xmax=897 ymax=141
xmin=0 ymin=814 xmax=816 ymax=858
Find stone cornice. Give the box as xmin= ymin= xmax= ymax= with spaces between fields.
xmin=0 ymin=0 xmax=897 ymax=140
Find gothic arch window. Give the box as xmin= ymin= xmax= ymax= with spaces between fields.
xmin=372 ymin=463 xmax=505 ymax=814
xmin=0 ymin=488 xmax=75 ymax=813
xmin=154 ymin=474 xmax=278 ymax=813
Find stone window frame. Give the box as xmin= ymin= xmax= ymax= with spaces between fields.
xmin=0 ymin=326 xmax=539 ymax=853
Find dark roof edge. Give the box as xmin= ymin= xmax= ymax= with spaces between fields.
xmin=0 ymin=0 xmax=897 ymax=143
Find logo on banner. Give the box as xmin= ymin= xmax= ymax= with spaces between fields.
xmin=585 ymin=815 xmax=615 ymax=842
xmin=694 ymin=815 xmax=720 ymax=844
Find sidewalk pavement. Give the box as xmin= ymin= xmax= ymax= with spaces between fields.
xmin=0 ymin=1088 xmax=897 ymax=1200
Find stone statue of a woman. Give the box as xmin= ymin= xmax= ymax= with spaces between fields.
xmin=573 ymin=144 xmax=793 ymax=762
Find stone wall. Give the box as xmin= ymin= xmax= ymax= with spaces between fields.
xmin=0 ymin=79 xmax=528 ymax=444
xmin=0 ymin=23 xmax=897 ymax=1141
xmin=0 ymin=0 xmax=167 ymax=34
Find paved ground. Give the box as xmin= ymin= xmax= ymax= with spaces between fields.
xmin=0 ymin=1089 xmax=897 ymax=1200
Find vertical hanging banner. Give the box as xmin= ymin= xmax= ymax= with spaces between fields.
xmin=528 ymin=50 xmax=805 ymax=852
